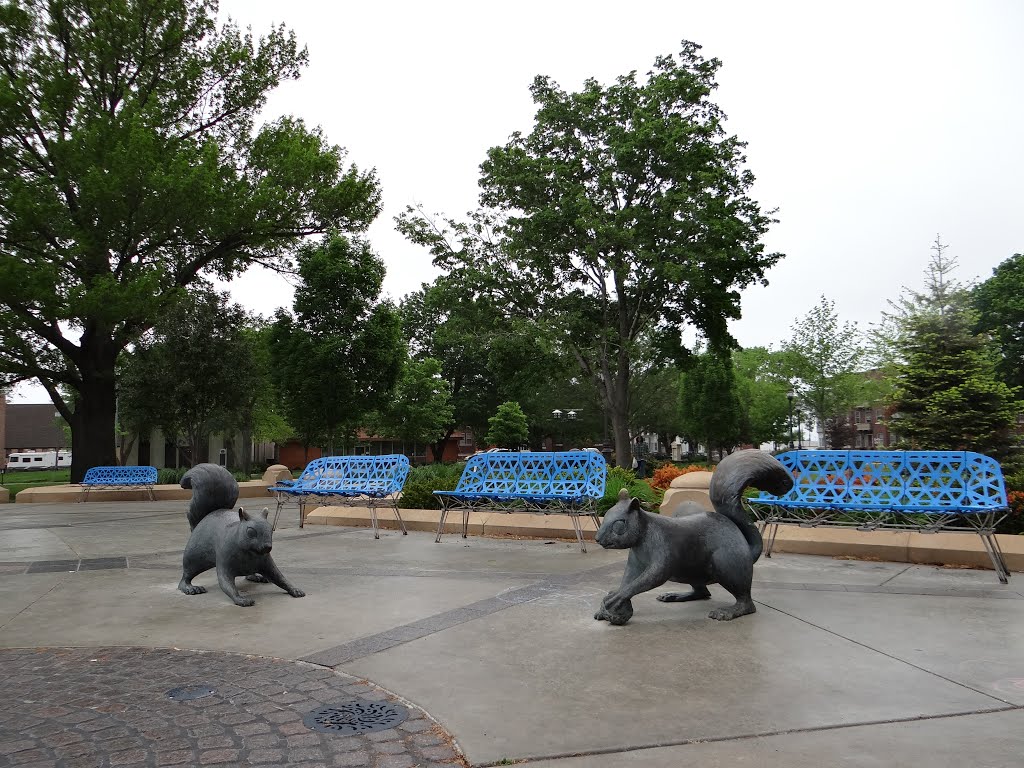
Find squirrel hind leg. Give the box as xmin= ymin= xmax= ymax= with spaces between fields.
xmin=657 ymin=584 xmax=712 ymax=602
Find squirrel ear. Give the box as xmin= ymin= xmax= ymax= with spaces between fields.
xmin=259 ymin=507 xmax=270 ymax=520
xmin=238 ymin=507 xmax=251 ymax=521
xmin=629 ymin=498 xmax=642 ymax=512
xmin=617 ymin=488 xmax=630 ymax=501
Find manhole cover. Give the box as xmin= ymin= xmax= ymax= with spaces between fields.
xmin=165 ymin=684 xmax=215 ymax=701
xmin=304 ymin=700 xmax=408 ymax=735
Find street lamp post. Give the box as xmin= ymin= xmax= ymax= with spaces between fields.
xmin=552 ymin=408 xmax=580 ymax=450
xmin=796 ymin=409 xmax=803 ymax=450
xmin=786 ymin=389 xmax=795 ymax=450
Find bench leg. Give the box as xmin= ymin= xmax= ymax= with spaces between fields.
xmin=435 ymin=505 xmax=449 ymax=543
xmin=462 ymin=509 xmax=470 ymax=539
xmin=299 ymin=497 xmax=306 ymax=529
xmin=271 ymin=495 xmax=284 ymax=531
xmin=369 ymin=503 xmax=380 ymax=540
xmin=570 ymin=513 xmax=587 ymax=553
xmin=979 ymin=531 xmax=1010 ymax=584
xmin=392 ymin=502 xmax=408 ymax=535
xmin=760 ymin=521 xmax=780 ymax=558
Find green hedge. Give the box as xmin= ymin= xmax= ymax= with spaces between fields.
xmin=397 ymin=462 xmax=466 ymax=509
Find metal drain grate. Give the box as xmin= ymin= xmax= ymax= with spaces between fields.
xmin=303 ymin=700 xmax=408 ymax=735
xmin=165 ymin=684 xmax=215 ymax=701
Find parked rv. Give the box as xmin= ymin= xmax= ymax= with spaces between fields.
xmin=4 ymin=451 xmax=71 ymax=471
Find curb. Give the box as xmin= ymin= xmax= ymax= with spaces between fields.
xmin=14 ymin=480 xmax=275 ymax=503
xmin=304 ymin=506 xmax=1024 ymax=574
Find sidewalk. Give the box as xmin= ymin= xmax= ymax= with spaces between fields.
xmin=1 ymin=499 xmax=1022 ymax=766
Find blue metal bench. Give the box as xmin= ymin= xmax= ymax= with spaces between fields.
xmin=433 ymin=451 xmax=607 ymax=552
xmin=79 ymin=465 xmax=159 ymax=502
xmin=268 ymin=454 xmax=411 ymax=538
xmin=747 ymin=450 xmax=1011 ymax=582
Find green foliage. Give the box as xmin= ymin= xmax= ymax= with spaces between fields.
xmin=119 ymin=286 xmax=258 ymax=465
xmin=974 ymin=252 xmax=1024 ymax=391
xmin=405 ymin=42 xmax=781 ymax=469
xmin=781 ymin=297 xmax=867 ymax=446
xmin=486 ymin=401 xmax=529 ymax=449
xmin=1 ymin=469 xmax=70 ymax=500
xmin=270 ymin=235 xmax=404 ymax=451
xmin=598 ymin=466 xmax=662 ymax=512
xmin=678 ymin=352 xmax=741 ymax=456
xmin=396 ymin=462 xmax=466 ymax=510
xmin=732 ymin=347 xmax=791 ymax=447
xmin=157 ymin=467 xmax=189 ymax=485
xmin=371 ymin=357 xmax=454 ymax=459
xmin=887 ymin=240 xmax=1020 ymax=459
xmin=0 ymin=0 xmax=381 ymax=480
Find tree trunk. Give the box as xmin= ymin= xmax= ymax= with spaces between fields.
xmin=69 ymin=369 xmax=118 ymax=483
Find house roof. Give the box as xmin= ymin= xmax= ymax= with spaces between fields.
xmin=5 ymin=404 xmax=68 ymax=451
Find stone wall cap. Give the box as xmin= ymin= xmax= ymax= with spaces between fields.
xmin=670 ymin=470 xmax=714 ymax=489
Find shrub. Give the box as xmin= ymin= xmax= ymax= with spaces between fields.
xmin=397 ymin=462 xmax=466 ymax=509
xmin=157 ymin=467 xmax=188 ymax=485
xmin=598 ymin=466 xmax=661 ymax=512
xmin=650 ymin=463 xmax=711 ymax=491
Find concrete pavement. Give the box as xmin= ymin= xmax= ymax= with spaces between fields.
xmin=1 ymin=499 xmax=1022 ymax=766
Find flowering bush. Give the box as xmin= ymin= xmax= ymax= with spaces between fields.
xmin=1002 ymin=490 xmax=1024 ymax=535
xmin=650 ymin=464 xmax=710 ymax=491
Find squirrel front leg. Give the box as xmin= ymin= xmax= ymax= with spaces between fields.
xmin=216 ymin=564 xmax=254 ymax=607
xmin=596 ymin=553 xmax=668 ymax=625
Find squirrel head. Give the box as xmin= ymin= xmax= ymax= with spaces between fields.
xmin=595 ymin=488 xmax=645 ymax=550
xmin=237 ymin=507 xmax=273 ymax=556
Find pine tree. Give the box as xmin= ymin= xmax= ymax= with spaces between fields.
xmin=889 ymin=239 xmax=1019 ymax=458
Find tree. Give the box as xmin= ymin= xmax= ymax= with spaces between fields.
xmin=732 ymin=347 xmax=791 ymax=448
xmin=678 ymin=351 xmax=742 ymax=458
xmin=118 ymin=286 xmax=258 ymax=466
xmin=781 ymin=297 xmax=866 ymax=447
xmin=631 ymin=366 xmax=686 ymax=455
xmin=372 ymin=357 xmax=454 ymax=461
xmin=269 ymin=235 xmax=403 ymax=458
xmin=404 ymin=42 xmax=781 ymax=469
xmin=887 ymin=241 xmax=1019 ymax=457
xmin=0 ymin=1 xmax=381 ymax=480
xmin=486 ymin=401 xmax=529 ymax=450
xmin=974 ymin=252 xmax=1024 ymax=391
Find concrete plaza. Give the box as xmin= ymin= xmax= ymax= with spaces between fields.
xmin=1 ymin=499 xmax=1022 ymax=766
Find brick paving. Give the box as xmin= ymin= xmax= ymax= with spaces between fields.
xmin=0 ymin=647 xmax=464 ymax=768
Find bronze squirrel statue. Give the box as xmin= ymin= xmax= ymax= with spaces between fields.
xmin=177 ymin=463 xmax=305 ymax=607
xmin=595 ymin=449 xmax=792 ymax=624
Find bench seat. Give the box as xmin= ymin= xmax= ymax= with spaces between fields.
xmin=269 ymin=455 xmax=411 ymax=537
xmin=747 ymin=450 xmax=1011 ymax=582
xmin=79 ymin=465 xmax=158 ymax=502
xmin=433 ymin=451 xmax=607 ymax=552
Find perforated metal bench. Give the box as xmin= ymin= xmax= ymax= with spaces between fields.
xmin=747 ymin=450 xmax=1012 ymax=582
xmin=268 ymin=454 xmax=411 ymax=538
xmin=433 ymin=450 xmax=607 ymax=552
xmin=79 ymin=465 xmax=159 ymax=502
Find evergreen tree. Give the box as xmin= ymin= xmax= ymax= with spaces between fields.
xmin=888 ymin=239 xmax=1019 ymax=457
xmin=678 ymin=352 xmax=741 ymax=458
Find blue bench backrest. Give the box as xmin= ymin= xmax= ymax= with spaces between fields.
xmin=292 ymin=454 xmax=411 ymax=494
xmin=757 ymin=450 xmax=1007 ymax=510
xmin=82 ymin=466 xmax=158 ymax=485
xmin=454 ymin=451 xmax=607 ymax=499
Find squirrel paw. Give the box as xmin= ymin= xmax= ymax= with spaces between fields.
xmin=246 ymin=573 xmax=269 ymax=583
xmin=288 ymin=587 xmax=305 ymax=598
xmin=179 ymin=582 xmax=206 ymax=595
xmin=232 ymin=595 xmax=256 ymax=607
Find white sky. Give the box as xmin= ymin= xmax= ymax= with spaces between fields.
xmin=11 ymin=0 xmax=1024 ymax=403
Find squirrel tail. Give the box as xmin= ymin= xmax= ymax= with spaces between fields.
xmin=709 ymin=449 xmax=794 ymax=563
xmin=181 ymin=463 xmax=240 ymax=531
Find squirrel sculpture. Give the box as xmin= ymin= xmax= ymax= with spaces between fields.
xmin=594 ymin=449 xmax=792 ymax=624
xmin=177 ymin=463 xmax=305 ymax=607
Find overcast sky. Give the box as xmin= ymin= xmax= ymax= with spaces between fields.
xmin=11 ymin=0 xmax=1024 ymax=403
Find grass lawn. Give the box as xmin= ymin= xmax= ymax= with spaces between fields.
xmin=0 ymin=469 xmax=71 ymax=501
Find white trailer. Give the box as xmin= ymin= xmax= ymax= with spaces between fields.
xmin=4 ymin=451 xmax=71 ymax=471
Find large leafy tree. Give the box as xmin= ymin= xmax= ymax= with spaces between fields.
xmin=732 ymin=347 xmax=790 ymax=448
xmin=269 ymin=235 xmax=403 ymax=458
xmin=781 ymin=297 xmax=867 ymax=447
xmin=974 ymin=252 xmax=1024 ymax=391
xmin=404 ymin=43 xmax=781 ymax=468
xmin=118 ymin=286 xmax=257 ymax=466
xmin=0 ymin=0 xmax=380 ymax=480
xmin=486 ymin=401 xmax=529 ymax=450
xmin=371 ymin=357 xmax=454 ymax=461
